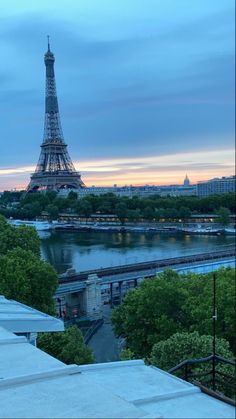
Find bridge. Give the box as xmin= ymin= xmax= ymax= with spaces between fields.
xmin=55 ymin=247 xmax=235 ymax=319
xmin=59 ymin=247 xmax=235 ymax=285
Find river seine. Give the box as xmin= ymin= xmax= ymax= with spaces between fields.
xmin=40 ymin=230 xmax=234 ymax=274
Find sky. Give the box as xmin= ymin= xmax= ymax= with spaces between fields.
xmin=0 ymin=0 xmax=235 ymax=190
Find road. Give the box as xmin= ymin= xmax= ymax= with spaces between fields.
xmin=88 ymin=305 xmax=121 ymax=363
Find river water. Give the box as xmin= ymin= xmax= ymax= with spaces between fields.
xmin=40 ymin=230 xmax=234 ymax=274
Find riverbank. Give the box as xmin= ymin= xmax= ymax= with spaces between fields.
xmin=8 ymin=217 xmax=235 ymax=235
xmin=52 ymin=222 xmax=234 ymax=236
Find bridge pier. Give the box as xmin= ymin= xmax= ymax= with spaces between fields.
xmin=57 ymin=249 xmax=235 ymax=317
xmin=81 ymin=274 xmax=103 ymax=321
xmin=110 ymin=283 xmax=113 ymax=306
xmin=118 ymin=281 xmax=123 ymax=303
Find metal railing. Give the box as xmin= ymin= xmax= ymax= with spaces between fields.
xmin=83 ymin=319 xmax=104 ymax=344
xmin=168 ymin=354 xmax=235 ymax=405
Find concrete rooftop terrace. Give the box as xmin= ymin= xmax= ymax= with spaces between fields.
xmin=0 ymin=295 xmax=64 ymax=333
xmin=0 ymin=333 xmax=235 ymax=418
xmin=0 ymin=296 xmax=235 ymax=419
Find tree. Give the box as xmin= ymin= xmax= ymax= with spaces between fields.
xmin=0 ymin=214 xmax=9 ymax=229
xmin=97 ymin=200 xmax=113 ymax=214
xmin=22 ymin=201 xmax=42 ymax=218
xmin=112 ymin=268 xmax=236 ymax=358
xmin=143 ymin=206 xmax=155 ymax=220
xmin=182 ymin=268 xmax=236 ymax=353
xmin=127 ymin=209 xmax=141 ymax=222
xmin=20 ymin=192 xmax=49 ymax=215
xmin=150 ymin=331 xmax=233 ymax=371
xmin=0 ymin=218 xmax=40 ymax=257
xmin=0 ymin=248 xmax=58 ymax=315
xmin=179 ymin=206 xmax=191 ymax=220
xmin=164 ymin=208 xmax=179 ymax=220
xmin=45 ymin=190 xmax=58 ymax=202
xmin=112 ymin=270 xmax=188 ymax=358
xmin=38 ymin=325 xmax=94 ymax=365
xmin=68 ymin=191 xmax=78 ymax=201
xmin=216 ymin=207 xmax=230 ymax=227
xmin=150 ymin=331 xmax=234 ymax=396
xmin=77 ymin=200 xmax=93 ymax=217
xmin=46 ymin=204 xmax=59 ymax=220
xmin=115 ymin=202 xmax=128 ymax=224
xmin=119 ymin=348 xmax=135 ymax=361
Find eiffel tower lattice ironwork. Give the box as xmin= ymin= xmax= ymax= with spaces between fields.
xmin=27 ymin=38 xmax=84 ymax=192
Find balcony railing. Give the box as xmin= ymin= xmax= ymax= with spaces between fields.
xmin=168 ymin=354 xmax=235 ymax=406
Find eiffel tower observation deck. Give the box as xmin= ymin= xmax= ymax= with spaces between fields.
xmin=27 ymin=38 xmax=84 ymax=192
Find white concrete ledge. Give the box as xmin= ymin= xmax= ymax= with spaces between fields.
xmin=78 ymin=359 xmax=145 ymax=371
xmin=0 ymin=336 xmax=27 ymax=345
xmin=133 ymin=387 xmax=200 ymax=405
xmin=0 ymin=364 xmax=80 ymax=390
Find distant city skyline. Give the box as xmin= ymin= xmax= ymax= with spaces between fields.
xmin=0 ymin=0 xmax=234 ymax=191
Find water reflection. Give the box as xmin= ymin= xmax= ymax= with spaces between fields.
xmin=40 ymin=231 xmax=234 ymax=274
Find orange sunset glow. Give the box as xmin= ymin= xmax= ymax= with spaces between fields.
xmin=0 ymin=148 xmax=234 ymax=191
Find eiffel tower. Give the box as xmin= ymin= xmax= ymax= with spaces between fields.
xmin=27 ymin=38 xmax=84 ymax=192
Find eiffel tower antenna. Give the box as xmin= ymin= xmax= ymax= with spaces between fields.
xmin=47 ymin=35 xmax=50 ymax=51
xmin=26 ymin=41 xmax=85 ymax=192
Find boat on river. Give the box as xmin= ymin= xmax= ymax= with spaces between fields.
xmin=8 ymin=219 xmax=52 ymax=231
xmin=224 ymin=227 xmax=236 ymax=235
xmin=180 ymin=226 xmax=223 ymax=235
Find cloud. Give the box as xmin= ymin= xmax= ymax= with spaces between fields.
xmin=0 ymin=1 xmax=234 ymax=188
xmin=0 ymin=149 xmax=234 ymax=190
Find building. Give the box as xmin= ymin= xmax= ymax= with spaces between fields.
xmin=0 ymin=295 xmax=63 ymax=345
xmin=184 ymin=174 xmax=190 ymax=187
xmin=0 ymin=295 xmax=234 ymax=418
xmin=27 ymin=40 xmax=84 ymax=192
xmin=197 ymin=176 xmax=235 ymax=197
xmin=58 ymin=183 xmax=197 ymax=199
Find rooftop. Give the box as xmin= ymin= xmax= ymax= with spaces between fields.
xmin=0 ymin=295 xmax=64 ymax=333
xmin=0 ymin=296 xmax=234 ymax=419
xmin=0 ymin=341 xmax=234 ymax=419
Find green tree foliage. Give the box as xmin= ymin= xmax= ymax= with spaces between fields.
xmin=0 ymin=216 xmax=40 ymax=257
xmin=150 ymin=331 xmax=233 ymax=371
xmin=112 ymin=270 xmax=188 ymax=357
xmin=127 ymin=209 xmax=141 ymax=222
xmin=0 ymin=248 xmax=58 ymax=315
xmin=0 ymin=215 xmax=93 ymax=367
xmin=67 ymin=191 xmax=78 ymax=200
xmin=150 ymin=331 xmax=235 ymax=396
xmin=112 ymin=268 xmax=235 ymax=358
xmin=38 ymin=325 xmax=94 ymax=365
xmin=115 ymin=202 xmax=128 ymax=224
xmin=119 ymin=348 xmax=136 ymax=361
xmin=216 ymin=207 xmax=231 ymax=227
xmin=76 ymin=200 xmax=93 ymax=217
xmin=45 ymin=204 xmax=59 ymax=220
xmin=1 ymin=191 xmax=235 ymax=221
xmin=165 ymin=208 xmax=179 ymax=220
xmin=179 ymin=206 xmax=191 ymax=220
xmin=182 ymin=268 xmax=235 ymax=352
xmin=22 ymin=201 xmax=43 ymax=219
xmin=143 ymin=206 xmax=155 ymax=220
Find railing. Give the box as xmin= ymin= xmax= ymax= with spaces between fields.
xmin=168 ymin=354 xmax=236 ymax=405
xmin=58 ymin=304 xmax=104 ymax=341
xmin=83 ymin=319 xmax=104 ymax=344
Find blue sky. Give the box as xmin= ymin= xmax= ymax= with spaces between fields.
xmin=0 ymin=0 xmax=234 ymax=190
